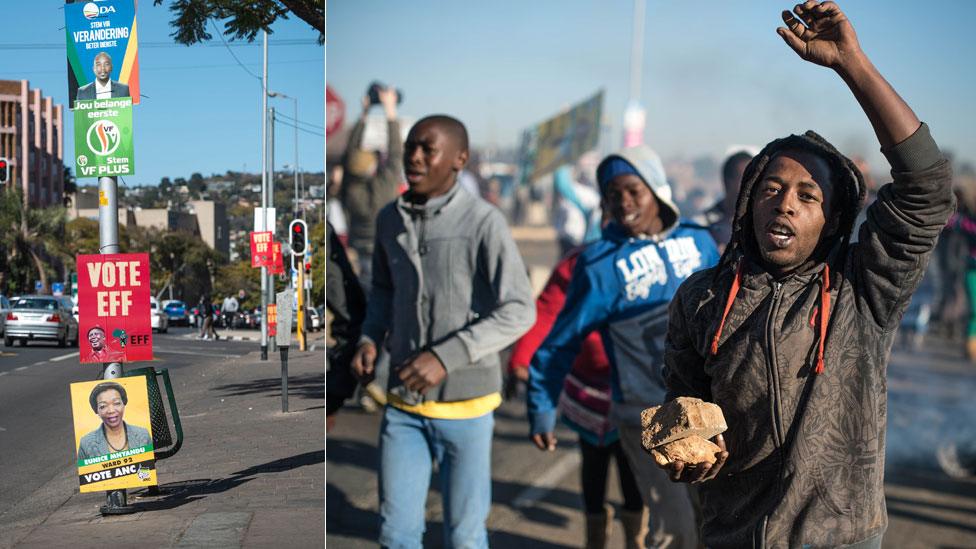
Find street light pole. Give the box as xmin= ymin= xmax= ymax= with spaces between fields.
xmin=268 ymin=91 xmax=299 ymax=218
xmin=260 ymin=30 xmax=269 ymax=361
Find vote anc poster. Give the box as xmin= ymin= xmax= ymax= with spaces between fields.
xmin=71 ymin=376 xmax=157 ymax=493
xmin=66 ymin=0 xmax=140 ymax=108
xmin=77 ymin=253 xmax=152 ymax=363
xmin=74 ymin=97 xmax=135 ymax=178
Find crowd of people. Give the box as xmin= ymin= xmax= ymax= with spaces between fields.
xmin=326 ymin=3 xmax=963 ymax=547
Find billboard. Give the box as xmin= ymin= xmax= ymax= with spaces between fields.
xmin=71 ymin=377 xmax=157 ymax=493
xmin=65 ymin=0 xmax=139 ymax=108
xmin=74 ymin=97 xmax=135 ymax=178
xmin=519 ymin=90 xmax=604 ymax=183
xmin=77 ymin=253 xmax=152 ymax=363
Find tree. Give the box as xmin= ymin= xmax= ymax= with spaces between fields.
xmin=153 ymin=0 xmax=324 ymax=44
xmin=0 ymin=187 xmax=68 ymax=294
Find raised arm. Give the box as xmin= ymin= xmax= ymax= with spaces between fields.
xmin=777 ymin=0 xmax=919 ymax=149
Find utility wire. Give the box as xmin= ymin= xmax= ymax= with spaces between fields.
xmin=0 ymin=39 xmax=317 ymax=50
xmin=210 ymin=19 xmax=261 ymax=82
xmin=275 ymin=111 xmax=325 ymax=131
xmin=275 ymin=118 xmax=324 ymax=138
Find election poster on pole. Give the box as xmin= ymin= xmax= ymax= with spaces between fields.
xmin=77 ymin=253 xmax=152 ymax=363
xmin=267 ymin=304 xmax=278 ymax=337
xmin=71 ymin=377 xmax=157 ymax=493
xmin=270 ymin=241 xmax=285 ymax=275
xmin=250 ymin=231 xmax=273 ymax=268
xmin=74 ymin=97 xmax=135 ymax=178
xmin=65 ymin=0 xmax=140 ymax=107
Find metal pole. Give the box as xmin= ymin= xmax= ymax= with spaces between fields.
xmin=97 ymin=176 xmax=134 ymax=515
xmin=293 ymin=97 xmax=299 ymax=218
xmin=280 ymin=346 xmax=289 ymax=413
xmin=260 ymin=30 xmax=268 ymax=361
xmin=268 ymin=106 xmax=277 ymax=354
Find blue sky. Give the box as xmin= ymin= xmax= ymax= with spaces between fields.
xmin=3 ymin=1 xmax=324 ymax=186
xmin=328 ymin=1 xmax=975 ymax=173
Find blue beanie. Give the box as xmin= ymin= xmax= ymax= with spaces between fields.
xmin=597 ymin=158 xmax=642 ymax=195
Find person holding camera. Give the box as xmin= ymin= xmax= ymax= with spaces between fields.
xmin=340 ymin=83 xmax=403 ymax=293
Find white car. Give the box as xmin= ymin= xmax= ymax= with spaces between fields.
xmin=150 ymin=297 xmax=169 ymax=333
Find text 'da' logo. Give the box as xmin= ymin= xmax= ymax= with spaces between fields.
xmin=86 ymin=120 xmax=121 ymax=156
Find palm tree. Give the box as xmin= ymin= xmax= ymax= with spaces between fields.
xmin=0 ymin=187 xmax=68 ymax=294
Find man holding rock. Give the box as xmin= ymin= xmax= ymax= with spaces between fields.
xmin=660 ymin=2 xmax=954 ymax=547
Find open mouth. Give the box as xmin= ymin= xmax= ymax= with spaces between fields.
xmin=623 ymin=212 xmax=640 ymax=224
xmin=405 ymin=171 xmax=424 ymax=184
xmin=766 ymin=222 xmax=795 ymax=248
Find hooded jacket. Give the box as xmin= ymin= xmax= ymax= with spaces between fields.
xmin=664 ymin=123 xmax=954 ymax=548
xmin=528 ymin=146 xmax=720 ymax=435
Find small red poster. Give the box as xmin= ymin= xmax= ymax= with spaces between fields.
xmin=270 ymin=241 xmax=284 ymax=275
xmin=267 ymin=304 xmax=277 ymax=337
xmin=77 ymin=253 xmax=152 ymax=363
xmin=250 ymin=231 xmax=273 ymax=268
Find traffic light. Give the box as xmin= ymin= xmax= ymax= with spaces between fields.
xmin=305 ymin=260 xmax=311 ymax=275
xmin=289 ymin=219 xmax=308 ymax=256
xmin=0 ymin=157 xmax=8 ymax=184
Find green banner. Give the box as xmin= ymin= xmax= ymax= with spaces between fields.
xmin=74 ymin=98 xmax=134 ymax=178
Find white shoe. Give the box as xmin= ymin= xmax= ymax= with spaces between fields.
xmin=937 ymin=443 xmax=973 ymax=479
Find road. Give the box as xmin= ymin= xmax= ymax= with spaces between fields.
xmin=0 ymin=326 xmax=260 ymax=522
xmin=327 ymin=232 xmax=976 ymax=548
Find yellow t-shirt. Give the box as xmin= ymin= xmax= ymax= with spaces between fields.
xmin=387 ymin=392 xmax=502 ymax=420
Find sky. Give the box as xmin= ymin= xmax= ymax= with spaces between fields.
xmin=3 ymin=1 xmax=324 ymax=187
xmin=327 ymin=1 xmax=976 ymax=175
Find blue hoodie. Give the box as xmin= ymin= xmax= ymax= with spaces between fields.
xmin=527 ymin=145 xmax=720 ymax=434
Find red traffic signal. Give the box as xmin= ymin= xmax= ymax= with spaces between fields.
xmin=288 ymin=219 xmax=308 ymax=256
xmin=0 ymin=157 xmax=8 ymax=183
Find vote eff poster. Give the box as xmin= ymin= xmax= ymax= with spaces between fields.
xmin=71 ymin=376 xmax=157 ymax=493
xmin=250 ymin=231 xmax=273 ymax=268
xmin=77 ymin=253 xmax=152 ymax=363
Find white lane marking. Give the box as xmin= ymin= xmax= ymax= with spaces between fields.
xmin=50 ymin=352 xmax=79 ymax=362
xmin=511 ymin=451 xmax=581 ymax=509
xmin=0 ymin=426 xmax=6 ymax=431
xmin=154 ymin=349 xmax=238 ymax=359
xmin=14 ymin=366 xmax=28 ymax=371
xmin=0 ymin=371 xmax=8 ymax=376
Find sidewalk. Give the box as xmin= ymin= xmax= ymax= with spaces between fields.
xmin=2 ymin=344 xmax=325 ymax=548
xmin=180 ymin=328 xmax=324 ymax=347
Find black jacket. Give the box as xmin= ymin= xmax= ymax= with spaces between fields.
xmin=664 ymin=124 xmax=954 ymax=548
xmin=326 ymin=222 xmax=365 ymax=415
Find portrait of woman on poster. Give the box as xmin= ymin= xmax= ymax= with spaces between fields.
xmin=77 ymin=382 xmax=152 ymax=460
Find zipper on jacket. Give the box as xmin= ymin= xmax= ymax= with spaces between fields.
xmin=764 ymin=281 xmax=786 ymax=448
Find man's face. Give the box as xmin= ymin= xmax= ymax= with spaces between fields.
xmin=606 ymin=174 xmax=662 ymax=237
xmin=750 ymin=150 xmax=836 ymax=276
xmin=95 ymin=389 xmax=125 ymax=429
xmin=93 ymin=55 xmax=112 ymax=84
xmin=88 ymin=328 xmax=106 ymax=351
xmin=402 ymin=121 xmax=467 ymax=198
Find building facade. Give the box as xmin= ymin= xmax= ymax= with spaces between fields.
xmin=0 ymin=79 xmax=64 ymax=208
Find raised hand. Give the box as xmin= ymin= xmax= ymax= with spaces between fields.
xmin=777 ymin=1 xmax=862 ymax=70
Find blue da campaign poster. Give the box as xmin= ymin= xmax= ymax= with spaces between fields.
xmin=65 ymin=0 xmax=140 ymax=108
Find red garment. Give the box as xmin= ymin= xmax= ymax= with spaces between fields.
xmin=509 ymin=248 xmax=610 ymax=388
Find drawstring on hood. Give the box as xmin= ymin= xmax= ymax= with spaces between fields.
xmin=708 ymin=131 xmax=865 ymax=374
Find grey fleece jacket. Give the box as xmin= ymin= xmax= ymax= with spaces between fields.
xmin=361 ymin=182 xmax=535 ymax=403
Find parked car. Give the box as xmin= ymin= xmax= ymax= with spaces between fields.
xmin=0 ymin=294 xmax=11 ymax=337
xmin=150 ymin=297 xmax=169 ymax=333
xmin=161 ymin=300 xmax=189 ymax=326
xmin=307 ymin=307 xmax=322 ymax=331
xmin=4 ymin=295 xmax=79 ymax=347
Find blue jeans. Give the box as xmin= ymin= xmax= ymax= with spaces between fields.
xmin=378 ymin=405 xmax=493 ymax=549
